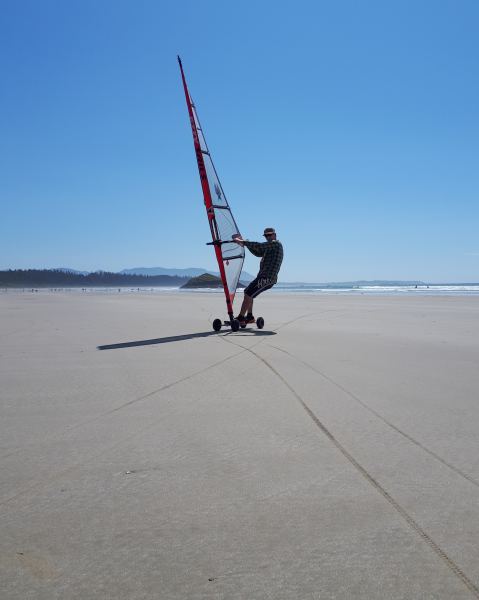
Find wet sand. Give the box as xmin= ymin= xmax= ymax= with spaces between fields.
xmin=1 ymin=290 xmax=479 ymax=599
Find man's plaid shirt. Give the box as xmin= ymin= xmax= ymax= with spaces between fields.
xmin=244 ymin=240 xmax=284 ymax=283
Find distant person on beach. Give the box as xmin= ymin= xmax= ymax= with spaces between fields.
xmin=232 ymin=227 xmax=283 ymax=324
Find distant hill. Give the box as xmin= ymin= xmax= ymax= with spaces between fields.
xmin=121 ymin=267 xmax=209 ymax=277
xmin=0 ymin=269 xmax=188 ymax=287
xmin=181 ymin=273 xmax=223 ymax=289
xmin=54 ymin=267 xmax=90 ymax=275
xmin=181 ymin=272 xmax=246 ymax=289
xmin=0 ymin=269 xmax=433 ymax=289
xmin=121 ymin=266 xmax=255 ymax=282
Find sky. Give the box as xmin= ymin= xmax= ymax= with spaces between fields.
xmin=1 ymin=0 xmax=478 ymax=283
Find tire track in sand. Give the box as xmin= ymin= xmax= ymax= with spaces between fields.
xmin=268 ymin=343 xmax=479 ymax=490
xmin=0 ymin=345 xmax=246 ymax=507
xmin=220 ymin=336 xmax=479 ymax=599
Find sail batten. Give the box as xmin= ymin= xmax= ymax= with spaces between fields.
xmin=177 ymin=56 xmax=244 ymax=315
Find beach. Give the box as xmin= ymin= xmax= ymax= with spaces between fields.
xmin=1 ymin=290 xmax=479 ymax=599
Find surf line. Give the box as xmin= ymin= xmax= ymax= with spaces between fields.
xmin=226 ymin=339 xmax=479 ymax=599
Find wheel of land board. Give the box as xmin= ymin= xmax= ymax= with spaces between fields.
xmin=213 ymin=318 xmax=222 ymax=332
xmin=240 ymin=320 xmax=247 ymax=329
xmin=231 ymin=319 xmax=240 ymax=332
xmin=256 ymin=317 xmax=264 ymax=329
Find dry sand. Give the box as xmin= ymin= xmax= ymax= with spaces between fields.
xmin=1 ymin=290 xmax=479 ymax=599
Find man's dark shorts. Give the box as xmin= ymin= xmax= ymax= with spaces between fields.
xmin=244 ymin=276 xmax=274 ymax=299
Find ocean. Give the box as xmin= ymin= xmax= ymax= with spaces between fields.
xmin=132 ymin=283 xmax=479 ymax=296
xmin=271 ymin=283 xmax=479 ymax=296
xmin=4 ymin=284 xmax=479 ymax=296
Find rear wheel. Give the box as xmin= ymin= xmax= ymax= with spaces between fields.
xmin=231 ymin=319 xmax=240 ymax=332
xmin=213 ymin=318 xmax=222 ymax=332
xmin=256 ymin=317 xmax=264 ymax=329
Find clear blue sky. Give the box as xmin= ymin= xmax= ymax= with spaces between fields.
xmin=1 ymin=0 xmax=478 ymax=282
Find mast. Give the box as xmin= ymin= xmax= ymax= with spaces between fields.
xmin=177 ymin=56 xmax=242 ymax=321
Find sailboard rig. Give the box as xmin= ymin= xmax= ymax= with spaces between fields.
xmin=178 ymin=56 xmax=244 ymax=331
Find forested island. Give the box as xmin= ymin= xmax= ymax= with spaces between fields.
xmin=0 ymin=269 xmax=189 ymax=288
xmin=181 ymin=273 xmax=246 ymax=289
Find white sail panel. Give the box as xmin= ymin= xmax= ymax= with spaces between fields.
xmin=190 ymin=101 xmax=245 ymax=303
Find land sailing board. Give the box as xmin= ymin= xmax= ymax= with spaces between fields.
xmin=212 ymin=317 xmax=265 ymax=332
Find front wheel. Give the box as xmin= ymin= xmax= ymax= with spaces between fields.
xmin=256 ymin=317 xmax=264 ymax=329
xmin=231 ymin=319 xmax=240 ymax=332
xmin=213 ymin=318 xmax=222 ymax=332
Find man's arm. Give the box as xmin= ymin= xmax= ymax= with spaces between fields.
xmin=232 ymin=234 xmax=263 ymax=254
xmin=244 ymin=241 xmax=266 ymax=257
xmin=232 ymin=235 xmax=270 ymax=257
xmin=232 ymin=234 xmax=245 ymax=246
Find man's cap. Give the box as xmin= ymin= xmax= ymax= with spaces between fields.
xmin=263 ymin=227 xmax=276 ymax=236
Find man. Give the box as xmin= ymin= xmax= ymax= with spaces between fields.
xmin=232 ymin=227 xmax=283 ymax=324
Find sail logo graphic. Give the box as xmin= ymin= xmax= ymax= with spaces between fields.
xmin=214 ymin=183 xmax=222 ymax=200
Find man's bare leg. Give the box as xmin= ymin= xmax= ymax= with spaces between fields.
xmin=238 ymin=294 xmax=253 ymax=318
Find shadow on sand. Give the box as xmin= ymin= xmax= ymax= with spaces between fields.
xmin=97 ymin=329 xmax=276 ymax=350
